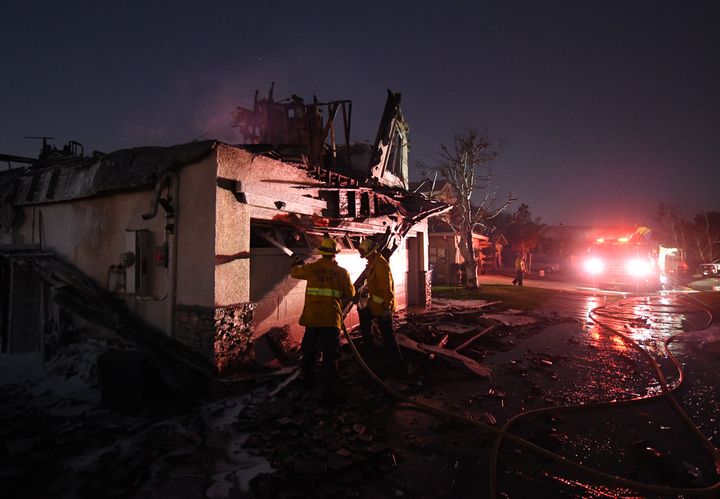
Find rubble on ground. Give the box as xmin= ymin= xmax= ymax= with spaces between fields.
xmin=3 ymin=295 xmax=720 ymax=498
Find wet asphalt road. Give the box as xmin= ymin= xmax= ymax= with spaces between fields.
xmin=469 ymin=280 xmax=720 ymax=498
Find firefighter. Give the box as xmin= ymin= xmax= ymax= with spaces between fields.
xmin=512 ymin=253 xmax=526 ymax=286
xmin=291 ymin=237 xmax=355 ymax=403
xmin=357 ymin=238 xmax=403 ymax=365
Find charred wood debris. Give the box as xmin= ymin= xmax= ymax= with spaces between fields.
xmin=2 ymin=251 xmax=214 ymax=400
xmin=0 ymin=290 xmax=575 ymax=498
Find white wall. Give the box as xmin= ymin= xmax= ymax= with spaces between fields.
xmin=10 ymin=190 xmax=170 ymax=330
xmin=175 ymin=155 xmax=217 ymax=308
xmin=5 ymin=155 xmax=218 ymax=335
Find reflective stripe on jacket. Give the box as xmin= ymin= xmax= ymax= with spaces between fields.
xmin=306 ymin=287 xmax=342 ymax=298
xmin=366 ymin=253 xmax=395 ymax=316
xmin=291 ymin=257 xmax=355 ymax=328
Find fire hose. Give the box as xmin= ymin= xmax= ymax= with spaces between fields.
xmin=270 ymin=214 xmax=720 ymax=495
xmin=337 ymin=293 xmax=720 ymax=497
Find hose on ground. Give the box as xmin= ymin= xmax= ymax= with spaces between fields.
xmin=339 ymin=293 xmax=720 ymax=497
xmin=489 ymin=293 xmax=719 ymax=496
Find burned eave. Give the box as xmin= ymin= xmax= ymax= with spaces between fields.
xmin=3 ymin=140 xmax=216 ymax=206
xmin=253 ymin=152 xmax=451 ymax=229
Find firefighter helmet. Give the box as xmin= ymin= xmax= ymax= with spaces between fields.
xmin=317 ymin=237 xmax=340 ymax=255
xmin=358 ymin=239 xmax=378 ymax=257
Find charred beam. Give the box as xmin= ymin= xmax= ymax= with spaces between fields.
xmin=0 ymin=153 xmax=37 ymax=165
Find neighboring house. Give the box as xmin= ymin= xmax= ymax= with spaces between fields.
xmin=424 ymin=217 xmax=489 ymax=285
xmin=409 ymin=180 xmax=490 ymax=284
xmin=482 ymin=232 xmax=508 ymax=272
xmin=0 ymin=90 xmax=447 ymax=374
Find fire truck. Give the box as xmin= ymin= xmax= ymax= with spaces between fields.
xmin=581 ymin=227 xmax=684 ymax=291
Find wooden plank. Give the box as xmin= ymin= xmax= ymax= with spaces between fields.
xmin=434 ymin=323 xmax=477 ymax=335
xmin=240 ymin=181 xmax=328 ymax=208
xmin=447 ymin=301 xmax=502 ymax=314
xmin=452 ymin=325 xmax=498 ymax=352
xmin=396 ymin=334 xmax=491 ymax=377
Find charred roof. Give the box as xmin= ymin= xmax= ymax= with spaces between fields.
xmin=1 ymin=140 xmax=216 ymax=206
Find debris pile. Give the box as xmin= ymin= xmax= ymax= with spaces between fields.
xmin=241 ymin=302 xmax=531 ymax=498
xmin=243 ymin=384 xmax=400 ymax=498
xmin=5 ymin=294 xmax=718 ymax=498
xmin=392 ymin=301 xmax=511 ymax=377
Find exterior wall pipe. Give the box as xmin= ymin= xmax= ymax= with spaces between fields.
xmin=142 ymin=171 xmax=179 ymax=339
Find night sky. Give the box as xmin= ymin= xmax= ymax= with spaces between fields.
xmin=2 ymin=1 xmax=718 ymax=226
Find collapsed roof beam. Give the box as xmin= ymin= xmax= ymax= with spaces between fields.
xmin=0 ymin=153 xmax=37 ymax=165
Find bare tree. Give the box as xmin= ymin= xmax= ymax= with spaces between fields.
xmin=424 ymin=129 xmax=515 ymax=288
xmin=692 ymin=210 xmax=720 ymax=263
xmin=656 ymin=206 xmax=720 ymax=267
xmin=655 ymin=203 xmax=688 ymax=250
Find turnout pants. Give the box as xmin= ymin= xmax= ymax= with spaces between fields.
xmin=358 ymin=308 xmax=403 ymax=363
xmin=301 ymin=327 xmax=340 ymax=396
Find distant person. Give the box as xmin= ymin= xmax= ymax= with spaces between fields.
xmin=512 ymin=254 xmax=526 ymax=286
xmin=357 ymin=238 xmax=403 ymax=365
xmin=291 ymin=237 xmax=355 ymax=403
xmin=457 ymin=265 xmax=465 ymax=287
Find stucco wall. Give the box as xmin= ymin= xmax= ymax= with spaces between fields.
xmin=5 ymin=154 xmax=217 ymax=337
xmin=417 ymin=221 xmax=429 ymax=272
xmin=9 ymin=190 xmax=171 ymax=330
xmin=404 ymin=225 xmax=428 ymax=307
xmin=175 ymin=154 xmax=217 ymax=308
xmin=390 ymin=240 xmax=408 ymax=309
xmin=215 ymin=145 xmax=327 ymax=306
xmin=215 ymin=145 xmax=328 ymax=346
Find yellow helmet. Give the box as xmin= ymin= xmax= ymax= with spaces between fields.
xmin=358 ymin=239 xmax=377 ymax=257
xmin=317 ymin=237 xmax=340 ymax=255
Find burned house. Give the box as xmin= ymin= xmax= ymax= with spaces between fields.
xmin=0 ymin=90 xmax=447 ymax=375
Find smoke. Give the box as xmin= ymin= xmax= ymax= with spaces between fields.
xmin=170 ymin=59 xmax=309 ymax=145
xmin=111 ymin=50 xmax=391 ymax=151
xmin=166 ymin=53 xmax=381 ymax=147
xmin=111 ymin=59 xmax=289 ymax=148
